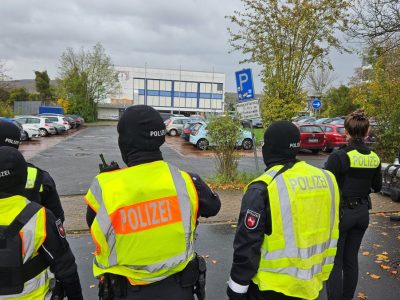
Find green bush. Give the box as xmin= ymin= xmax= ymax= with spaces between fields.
xmin=207 ymin=116 xmax=241 ymax=182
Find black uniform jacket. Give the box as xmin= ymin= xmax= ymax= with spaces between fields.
xmin=228 ymin=159 xmax=299 ymax=300
xmin=86 ymin=154 xmax=221 ymax=228
xmin=40 ymin=209 xmax=83 ymax=299
xmin=324 ymin=141 xmax=382 ymax=198
xmin=26 ymin=163 xmax=65 ymax=222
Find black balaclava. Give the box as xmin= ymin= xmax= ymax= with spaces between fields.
xmin=117 ymin=105 xmax=166 ymax=166
xmin=0 ymin=120 xmax=21 ymax=149
xmin=0 ymin=146 xmax=27 ymax=198
xmin=262 ymin=120 xmax=300 ymax=166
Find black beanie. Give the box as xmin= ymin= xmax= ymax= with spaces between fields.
xmin=0 ymin=120 xmax=21 ymax=149
xmin=262 ymin=121 xmax=300 ymax=163
xmin=117 ymin=105 xmax=166 ymax=162
xmin=0 ymin=146 xmax=27 ymax=195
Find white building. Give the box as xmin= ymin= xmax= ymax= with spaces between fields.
xmin=100 ymin=66 xmax=225 ymax=119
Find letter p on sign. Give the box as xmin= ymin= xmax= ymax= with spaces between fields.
xmin=235 ymin=68 xmax=254 ymax=101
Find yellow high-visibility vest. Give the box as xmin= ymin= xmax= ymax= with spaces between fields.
xmin=247 ymin=161 xmax=340 ymax=299
xmin=347 ymin=150 xmax=380 ymax=169
xmin=0 ymin=195 xmax=50 ymax=300
xmin=85 ymin=161 xmax=199 ymax=285
xmin=25 ymin=166 xmax=44 ymax=193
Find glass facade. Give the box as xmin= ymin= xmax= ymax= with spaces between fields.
xmin=133 ymin=78 xmax=223 ymax=110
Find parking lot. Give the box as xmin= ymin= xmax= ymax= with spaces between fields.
xmin=16 ymin=124 xmax=400 ymax=300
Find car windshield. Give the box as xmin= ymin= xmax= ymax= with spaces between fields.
xmin=337 ymin=127 xmax=345 ymax=134
xmin=300 ymin=125 xmax=323 ymax=133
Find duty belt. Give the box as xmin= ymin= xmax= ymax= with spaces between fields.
xmin=342 ymin=196 xmax=368 ymax=209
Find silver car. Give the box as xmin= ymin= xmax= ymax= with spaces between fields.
xmin=164 ymin=117 xmax=190 ymax=136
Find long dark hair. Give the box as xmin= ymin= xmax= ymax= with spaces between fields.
xmin=344 ymin=109 xmax=369 ymax=143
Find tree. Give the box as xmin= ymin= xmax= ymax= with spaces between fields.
xmin=227 ymin=0 xmax=350 ymax=124
xmin=350 ymin=0 xmax=400 ymax=50
xmin=307 ymin=67 xmax=337 ymax=97
xmin=207 ymin=116 xmax=241 ymax=182
xmin=323 ymin=85 xmax=356 ymax=117
xmin=57 ymin=43 xmax=120 ymax=122
xmin=8 ymin=88 xmax=30 ymax=103
xmin=351 ymin=46 xmax=400 ymax=161
xmin=34 ymin=70 xmax=52 ymax=101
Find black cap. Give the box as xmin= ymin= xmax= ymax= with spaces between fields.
xmin=117 ymin=105 xmax=166 ymax=162
xmin=0 ymin=119 xmax=21 ymax=149
xmin=262 ymin=121 xmax=300 ymax=164
xmin=0 ymin=146 xmax=27 ymax=195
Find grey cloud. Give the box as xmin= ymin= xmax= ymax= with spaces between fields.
xmin=0 ymin=0 xmax=359 ymax=91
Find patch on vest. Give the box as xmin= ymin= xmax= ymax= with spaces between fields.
xmin=244 ymin=210 xmax=260 ymax=230
xmin=56 ymin=219 xmax=66 ymax=238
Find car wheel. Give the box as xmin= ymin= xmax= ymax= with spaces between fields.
xmin=39 ymin=128 xmax=48 ymax=137
xmin=242 ymin=138 xmax=253 ymax=150
xmin=197 ymin=139 xmax=209 ymax=150
xmin=20 ymin=131 xmax=28 ymax=141
xmin=311 ymin=149 xmax=320 ymax=154
xmin=322 ymin=145 xmax=332 ymax=153
xmin=24 ymin=131 xmax=31 ymax=141
xmin=390 ymin=189 xmax=400 ymax=203
xmin=169 ymin=129 xmax=178 ymax=136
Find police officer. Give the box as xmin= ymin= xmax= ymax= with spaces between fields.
xmin=0 ymin=146 xmax=83 ymax=299
xmin=227 ymin=121 xmax=340 ymax=300
xmin=326 ymin=110 xmax=382 ymax=300
xmin=0 ymin=120 xmax=65 ymax=222
xmin=85 ymin=105 xmax=221 ymax=299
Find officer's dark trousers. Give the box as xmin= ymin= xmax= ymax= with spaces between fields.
xmin=247 ymin=282 xmax=301 ymax=300
xmin=326 ymin=204 xmax=369 ymax=300
xmin=113 ymin=275 xmax=195 ymax=300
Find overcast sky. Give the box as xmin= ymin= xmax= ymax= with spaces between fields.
xmin=0 ymin=0 xmax=361 ymax=92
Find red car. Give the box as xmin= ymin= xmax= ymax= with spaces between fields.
xmin=297 ymin=123 xmax=326 ymax=154
xmin=320 ymin=124 xmax=347 ymax=152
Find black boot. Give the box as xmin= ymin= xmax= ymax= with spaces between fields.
xmin=390 ymin=215 xmax=400 ymax=222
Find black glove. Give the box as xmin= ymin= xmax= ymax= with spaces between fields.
xmin=227 ymin=286 xmax=247 ymax=300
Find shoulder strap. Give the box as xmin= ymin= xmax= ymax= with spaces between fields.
xmin=4 ymin=202 xmax=42 ymax=239
xmin=270 ymin=161 xmax=297 ymax=182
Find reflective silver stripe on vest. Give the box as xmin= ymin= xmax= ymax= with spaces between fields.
xmin=263 ymin=168 xmax=337 ymax=261
xmin=260 ymin=255 xmax=335 ymax=280
xmin=17 ymin=203 xmax=50 ymax=297
xmin=90 ymin=177 xmax=104 ymax=208
xmin=94 ymin=163 xmax=194 ymax=274
xmin=168 ymin=164 xmax=193 ymax=254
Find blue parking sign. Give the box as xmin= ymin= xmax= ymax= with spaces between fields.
xmin=235 ymin=69 xmax=255 ymax=101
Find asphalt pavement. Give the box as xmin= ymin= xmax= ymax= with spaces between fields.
xmin=25 ymin=126 xmax=327 ymax=196
xmin=70 ymin=215 xmax=400 ymax=300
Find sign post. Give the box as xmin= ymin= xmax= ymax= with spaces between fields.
xmin=235 ymin=69 xmax=255 ymax=102
xmin=311 ymin=98 xmax=322 ymax=118
xmin=236 ymin=100 xmax=260 ymax=172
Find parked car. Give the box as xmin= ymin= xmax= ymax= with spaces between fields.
xmin=297 ymin=123 xmax=326 ymax=154
xmin=15 ymin=116 xmax=57 ymax=136
xmin=160 ymin=112 xmax=174 ymax=122
xmin=66 ymin=115 xmax=84 ymax=127
xmin=64 ymin=116 xmax=77 ymax=129
xmin=14 ymin=120 xmax=40 ymax=140
xmin=314 ymin=117 xmax=331 ymax=124
xmin=324 ymin=117 xmax=345 ymax=125
xmin=164 ymin=117 xmax=190 ymax=136
xmin=189 ymin=123 xmax=254 ymax=150
xmin=0 ymin=117 xmax=27 ymax=141
xmin=38 ymin=115 xmax=71 ymax=130
xmin=293 ymin=116 xmax=316 ymax=123
xmin=181 ymin=121 xmax=205 ymax=141
xmin=320 ymin=124 xmax=347 ymax=152
xmin=46 ymin=119 xmax=67 ymax=134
